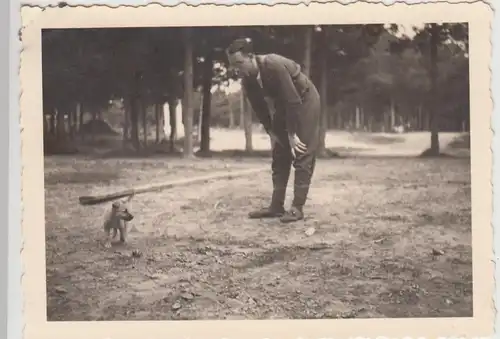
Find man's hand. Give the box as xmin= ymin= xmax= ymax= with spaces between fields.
xmin=288 ymin=134 xmax=307 ymax=158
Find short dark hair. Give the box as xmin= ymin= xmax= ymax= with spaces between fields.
xmin=226 ymin=37 xmax=254 ymax=55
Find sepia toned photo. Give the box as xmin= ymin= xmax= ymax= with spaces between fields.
xmin=19 ymin=1 xmax=494 ymax=339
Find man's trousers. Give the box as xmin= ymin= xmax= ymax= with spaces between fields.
xmin=270 ymin=84 xmax=321 ymax=210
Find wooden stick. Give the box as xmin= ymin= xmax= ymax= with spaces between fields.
xmin=78 ymin=167 xmax=268 ymax=206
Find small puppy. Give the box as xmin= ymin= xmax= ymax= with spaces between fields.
xmin=103 ymin=195 xmax=134 ymax=248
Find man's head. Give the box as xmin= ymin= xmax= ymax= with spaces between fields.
xmin=111 ymin=200 xmax=134 ymax=221
xmin=226 ymin=37 xmax=259 ymax=78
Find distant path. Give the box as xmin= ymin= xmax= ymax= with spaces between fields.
xmin=207 ymin=129 xmax=467 ymax=157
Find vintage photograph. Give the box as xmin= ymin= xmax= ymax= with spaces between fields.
xmin=19 ymin=2 xmax=493 ymax=338
xmin=43 ymin=22 xmax=473 ymax=320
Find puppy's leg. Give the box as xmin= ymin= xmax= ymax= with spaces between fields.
xmin=119 ymin=221 xmax=128 ymax=244
xmin=104 ymin=227 xmax=113 ymax=248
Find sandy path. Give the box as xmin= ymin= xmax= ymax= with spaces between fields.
xmin=206 ymin=129 xmax=465 ymax=156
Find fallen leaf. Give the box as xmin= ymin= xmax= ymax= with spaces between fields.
xmin=55 ymin=286 xmax=67 ymax=294
xmin=305 ymin=227 xmax=316 ymax=236
xmin=181 ymin=293 xmax=194 ymax=300
xmin=432 ymin=248 xmax=444 ymax=256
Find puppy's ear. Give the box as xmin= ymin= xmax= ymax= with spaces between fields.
xmin=112 ymin=201 xmax=120 ymax=209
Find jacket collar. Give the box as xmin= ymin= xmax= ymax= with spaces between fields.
xmin=255 ymin=55 xmax=266 ymax=73
xmin=255 ymin=55 xmax=267 ymax=86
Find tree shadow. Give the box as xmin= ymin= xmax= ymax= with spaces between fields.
xmin=419 ymin=148 xmax=456 ymax=158
xmin=44 ymin=171 xmax=120 ymax=185
xmin=194 ymin=148 xmax=344 ymax=160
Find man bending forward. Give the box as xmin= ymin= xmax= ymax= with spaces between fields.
xmin=226 ymin=37 xmax=321 ymax=223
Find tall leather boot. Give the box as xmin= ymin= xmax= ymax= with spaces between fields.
xmin=249 ymin=141 xmax=292 ymax=219
xmin=248 ymin=188 xmax=286 ymax=219
xmin=280 ymin=155 xmax=316 ymax=223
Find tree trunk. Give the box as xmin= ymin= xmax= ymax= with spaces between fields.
xmin=56 ymin=109 xmax=65 ymax=140
xmin=182 ymin=28 xmax=195 ymax=157
xmin=381 ymin=111 xmax=387 ymax=133
xmin=239 ymin=93 xmax=245 ymax=129
xmin=390 ymin=98 xmax=396 ymax=131
xmin=139 ymin=101 xmax=146 ymax=147
xmin=330 ymin=109 xmax=335 ymax=129
xmin=428 ymin=23 xmax=440 ymax=155
xmin=129 ymin=98 xmax=140 ymax=150
xmin=50 ymin=112 xmax=56 ymax=136
xmin=228 ymin=96 xmax=234 ymax=128
xmin=73 ymin=110 xmax=77 ymax=137
xmin=336 ymin=111 xmax=342 ymax=130
xmin=66 ymin=107 xmax=73 ymax=139
xmin=162 ymin=103 xmax=169 ymax=143
xmin=318 ymin=66 xmax=328 ymax=153
xmin=130 ymin=76 xmax=141 ymax=151
xmin=317 ymin=27 xmax=328 ymax=155
xmin=78 ymin=103 xmax=84 ymax=140
xmin=123 ymin=97 xmax=131 ymax=147
xmin=303 ymin=26 xmax=313 ymax=77
xmin=140 ymin=100 xmax=147 ymax=147
xmin=155 ymin=103 xmax=163 ymax=144
xmin=67 ymin=110 xmax=73 ymax=139
xmin=360 ymin=106 xmax=365 ymax=130
xmin=199 ymin=51 xmax=213 ymax=155
xmin=75 ymin=103 xmax=81 ymax=131
xmin=168 ymin=98 xmax=178 ymax=152
xmin=241 ymin=90 xmax=253 ymax=152
xmin=355 ymin=106 xmax=361 ymax=130
xmin=418 ymin=103 xmax=423 ymax=131
xmin=129 ymin=69 xmax=144 ymax=151
xmin=197 ymin=99 xmax=203 ymax=143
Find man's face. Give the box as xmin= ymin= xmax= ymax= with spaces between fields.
xmin=227 ymin=51 xmax=257 ymax=78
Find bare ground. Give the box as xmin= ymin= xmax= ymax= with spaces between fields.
xmin=45 ymin=155 xmax=472 ymax=321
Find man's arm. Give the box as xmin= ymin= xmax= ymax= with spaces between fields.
xmin=242 ymin=77 xmax=273 ymax=133
xmin=269 ymin=59 xmax=303 ymax=136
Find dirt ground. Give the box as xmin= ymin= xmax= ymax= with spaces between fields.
xmin=45 ymin=155 xmax=472 ymax=321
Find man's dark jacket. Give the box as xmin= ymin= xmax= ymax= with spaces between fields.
xmin=242 ymin=53 xmax=312 ymax=137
